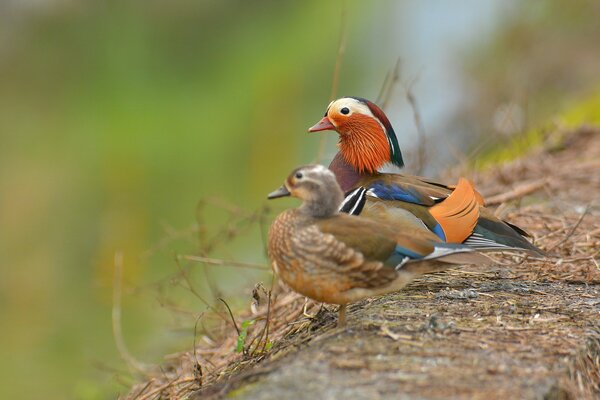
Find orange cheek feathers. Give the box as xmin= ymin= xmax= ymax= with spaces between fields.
xmin=336 ymin=114 xmax=391 ymax=174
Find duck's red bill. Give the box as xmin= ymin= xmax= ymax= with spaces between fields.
xmin=308 ymin=117 xmax=335 ymax=132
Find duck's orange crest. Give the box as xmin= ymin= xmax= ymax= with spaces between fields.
xmin=337 ymin=114 xmax=390 ymax=174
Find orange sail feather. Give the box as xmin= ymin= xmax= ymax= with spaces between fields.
xmin=429 ymin=178 xmax=480 ymax=243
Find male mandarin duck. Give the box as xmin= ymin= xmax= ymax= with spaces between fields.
xmin=267 ymin=165 xmax=490 ymax=326
xmin=308 ymin=96 xmax=544 ymax=256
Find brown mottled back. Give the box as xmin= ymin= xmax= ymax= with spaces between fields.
xmin=268 ymin=209 xmax=397 ymax=305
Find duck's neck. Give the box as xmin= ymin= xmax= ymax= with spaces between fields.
xmin=298 ymin=180 xmax=344 ymax=218
xmin=299 ymin=195 xmax=340 ymax=218
xmin=328 ymin=152 xmax=364 ymax=192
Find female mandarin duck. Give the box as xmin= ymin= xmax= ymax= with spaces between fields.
xmin=308 ymin=97 xmax=544 ymax=255
xmin=267 ymin=165 xmax=489 ymax=326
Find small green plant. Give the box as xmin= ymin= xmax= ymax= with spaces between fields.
xmin=236 ymin=320 xmax=256 ymax=353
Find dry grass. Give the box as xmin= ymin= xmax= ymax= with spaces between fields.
xmin=122 ymin=126 xmax=599 ymax=400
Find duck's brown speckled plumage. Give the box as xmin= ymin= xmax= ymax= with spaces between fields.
xmin=268 ymin=209 xmax=398 ymax=305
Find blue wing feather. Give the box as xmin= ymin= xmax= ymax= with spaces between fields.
xmin=431 ymin=224 xmax=446 ymax=241
xmin=367 ymin=182 xmax=429 ymax=205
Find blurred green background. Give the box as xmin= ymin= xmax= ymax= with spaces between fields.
xmin=1 ymin=1 xmax=599 ymax=399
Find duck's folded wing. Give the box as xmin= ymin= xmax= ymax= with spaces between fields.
xmin=292 ymin=223 xmax=397 ymax=290
xmin=315 ymin=214 xmax=437 ymax=262
xmin=350 ymin=177 xmax=481 ymax=244
xmin=412 ymin=175 xmax=485 ymax=206
xmin=341 ymin=174 xmax=539 ymax=254
xmin=428 ymin=178 xmax=480 ymax=243
xmin=340 ymin=174 xmax=454 ymax=217
xmin=361 ymin=174 xmax=451 ymax=206
xmin=316 ymin=215 xmax=488 ymax=273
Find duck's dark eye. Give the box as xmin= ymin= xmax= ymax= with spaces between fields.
xmin=340 ymin=107 xmax=350 ymax=115
xmin=295 ymin=172 xmax=303 ymax=179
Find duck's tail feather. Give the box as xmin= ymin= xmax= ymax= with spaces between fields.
xmin=467 ymin=224 xmax=547 ymax=257
xmin=397 ymin=243 xmax=491 ymax=274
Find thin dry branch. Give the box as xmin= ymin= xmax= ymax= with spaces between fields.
xmin=136 ymin=377 xmax=198 ymax=400
xmin=192 ymin=313 xmax=205 ymax=388
xmin=134 ymin=203 xmax=270 ymax=297
xmin=377 ymin=58 xmax=401 ymax=110
xmin=181 ymin=255 xmax=269 ymax=270
xmin=218 ymin=298 xmax=240 ymax=336
xmin=546 ymin=205 xmax=590 ymax=252
xmin=485 ymin=178 xmax=547 ymax=206
xmin=403 ymin=75 xmax=427 ymax=175
xmin=376 ymin=69 xmax=392 ymax=106
xmin=112 ymin=252 xmax=149 ymax=374
xmin=316 ymin=0 xmax=348 ymax=163
xmin=328 ymin=0 xmax=348 ymax=103
xmin=173 ymin=256 xmax=237 ymax=329
xmin=174 ymin=256 xmax=217 ymax=310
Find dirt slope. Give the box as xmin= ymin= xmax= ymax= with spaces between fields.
xmin=125 ymin=126 xmax=600 ymax=400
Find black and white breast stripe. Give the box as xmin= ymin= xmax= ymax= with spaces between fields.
xmin=339 ymin=187 xmax=367 ymax=216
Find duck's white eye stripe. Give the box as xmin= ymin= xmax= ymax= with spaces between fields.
xmin=325 ymin=100 xmax=335 ymax=114
xmin=331 ymin=98 xmax=387 ymax=135
xmin=331 ymin=98 xmax=371 ymax=116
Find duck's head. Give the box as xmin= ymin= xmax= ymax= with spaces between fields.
xmin=308 ymin=97 xmax=404 ymax=174
xmin=267 ymin=164 xmax=343 ymax=218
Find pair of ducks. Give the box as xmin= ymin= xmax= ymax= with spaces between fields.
xmin=267 ymin=97 xmax=544 ymax=326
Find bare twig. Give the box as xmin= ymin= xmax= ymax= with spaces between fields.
xmin=136 ymin=377 xmax=197 ymax=400
xmin=403 ymin=75 xmax=427 ymax=175
xmin=546 ymin=204 xmax=590 ymax=252
xmin=378 ymin=58 xmax=401 ymax=110
xmin=173 ymin=256 xmax=235 ymax=329
xmin=329 ymin=0 xmax=348 ymax=103
xmin=131 ymin=379 xmax=154 ymax=399
xmin=261 ymin=289 xmax=273 ymax=353
xmin=194 ymin=251 xmax=221 ymax=301
xmin=251 ymin=276 xmax=275 ymax=356
xmin=112 ymin=252 xmax=149 ymax=374
xmin=316 ymin=0 xmax=348 ymax=163
xmin=376 ymin=69 xmax=392 ymax=106
xmin=181 ymin=255 xmax=269 ymax=270
xmin=218 ymin=298 xmax=240 ymax=336
xmin=174 ymin=256 xmax=215 ymax=308
xmin=485 ymin=178 xmax=547 ymax=206
xmin=140 ymin=221 xmax=198 ymax=260
xmin=192 ymin=313 xmax=204 ymax=387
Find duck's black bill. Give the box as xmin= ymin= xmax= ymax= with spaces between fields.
xmin=267 ymin=185 xmax=290 ymax=199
